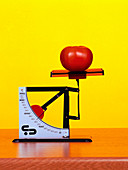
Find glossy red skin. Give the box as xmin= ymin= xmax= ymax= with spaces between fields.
xmin=60 ymin=46 xmax=93 ymax=71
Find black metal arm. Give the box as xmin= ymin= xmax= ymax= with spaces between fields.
xmin=41 ymin=91 xmax=64 ymax=111
xmin=68 ymin=79 xmax=80 ymax=120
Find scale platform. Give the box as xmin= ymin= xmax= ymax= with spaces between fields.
xmin=51 ymin=68 xmax=104 ymax=79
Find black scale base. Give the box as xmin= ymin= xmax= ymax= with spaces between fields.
xmin=12 ymin=138 xmax=92 ymax=143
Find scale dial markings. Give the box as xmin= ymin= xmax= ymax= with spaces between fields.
xmin=19 ymin=87 xmax=69 ymax=139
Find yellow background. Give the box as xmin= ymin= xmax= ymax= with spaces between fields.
xmin=0 ymin=0 xmax=128 ymax=128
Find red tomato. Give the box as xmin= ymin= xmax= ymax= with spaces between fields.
xmin=60 ymin=46 xmax=93 ymax=71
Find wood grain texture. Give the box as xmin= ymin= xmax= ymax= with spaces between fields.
xmin=0 ymin=158 xmax=128 ymax=170
xmin=0 ymin=129 xmax=128 ymax=158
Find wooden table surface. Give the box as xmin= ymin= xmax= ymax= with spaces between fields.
xmin=0 ymin=128 xmax=128 ymax=169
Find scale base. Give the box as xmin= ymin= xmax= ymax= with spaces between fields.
xmin=12 ymin=138 xmax=92 ymax=143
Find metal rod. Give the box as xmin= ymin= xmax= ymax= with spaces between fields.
xmin=76 ymin=79 xmax=80 ymax=120
xmin=38 ymin=91 xmax=64 ymax=119
xmin=41 ymin=91 xmax=64 ymax=110
xmin=63 ymin=90 xmax=69 ymax=129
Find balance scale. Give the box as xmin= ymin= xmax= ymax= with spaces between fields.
xmin=13 ymin=69 xmax=104 ymax=143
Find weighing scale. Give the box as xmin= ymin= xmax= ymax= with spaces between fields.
xmin=13 ymin=68 xmax=104 ymax=143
